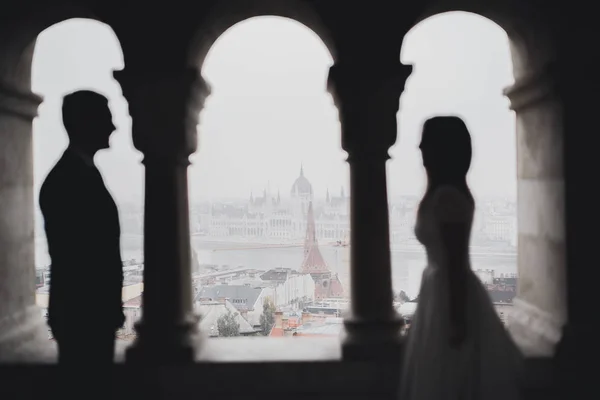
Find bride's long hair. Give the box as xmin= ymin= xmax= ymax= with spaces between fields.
xmin=419 ymin=116 xmax=473 ymax=198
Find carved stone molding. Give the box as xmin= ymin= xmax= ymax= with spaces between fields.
xmin=114 ymin=68 xmax=211 ymax=161
xmin=0 ymin=82 xmax=43 ymax=121
xmin=327 ymin=62 xmax=413 ymax=157
xmin=504 ymin=62 xmax=559 ymax=112
xmin=508 ymin=298 xmax=565 ymax=357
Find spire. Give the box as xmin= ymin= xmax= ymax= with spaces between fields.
xmin=326 ymin=188 xmax=330 ymax=203
xmin=266 ymin=182 xmax=271 ymax=206
xmin=301 ymin=201 xmax=329 ymax=274
xmin=304 ymin=202 xmax=317 ymax=251
xmin=191 ymin=248 xmax=201 ymax=274
xmin=277 ymin=189 xmax=281 ymax=204
xmin=250 ymin=191 xmax=254 ymax=203
xmin=300 ymin=163 xmax=304 ymax=177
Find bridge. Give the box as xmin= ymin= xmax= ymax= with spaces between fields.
xmin=195 ymin=239 xmax=516 ymax=262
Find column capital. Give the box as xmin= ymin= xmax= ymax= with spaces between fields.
xmin=0 ymin=81 xmax=43 ymax=121
xmin=327 ymin=62 xmax=412 ymax=159
xmin=114 ymin=67 xmax=211 ymax=163
xmin=504 ymin=61 xmax=560 ymax=111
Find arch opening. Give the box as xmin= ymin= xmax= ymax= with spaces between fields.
xmin=31 ymin=18 xmax=144 ymax=347
xmin=190 ymin=16 xmax=349 ymax=339
xmin=188 ymin=0 xmax=337 ymax=68
xmin=393 ymin=11 xmax=566 ymax=357
xmin=390 ymin=10 xmax=516 ymax=322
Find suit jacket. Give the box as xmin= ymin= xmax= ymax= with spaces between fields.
xmin=40 ymin=148 xmax=124 ymax=333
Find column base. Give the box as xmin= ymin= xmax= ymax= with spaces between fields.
xmin=125 ymin=315 xmax=201 ymax=364
xmin=342 ymin=316 xmax=405 ymax=362
xmin=0 ymin=305 xmax=57 ymax=363
xmin=507 ymin=298 xmax=564 ymax=357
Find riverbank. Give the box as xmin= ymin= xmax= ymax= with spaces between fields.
xmin=35 ymin=234 xmax=516 ymax=298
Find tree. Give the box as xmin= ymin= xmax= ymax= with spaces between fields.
xmin=217 ymin=310 xmax=240 ymax=337
xmin=259 ymin=298 xmax=276 ymax=336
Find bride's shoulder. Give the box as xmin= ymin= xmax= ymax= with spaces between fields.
xmin=430 ymin=186 xmax=473 ymax=222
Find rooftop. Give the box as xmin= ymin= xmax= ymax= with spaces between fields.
xmin=196 ymin=300 xmax=256 ymax=336
xmin=194 ymin=285 xmax=263 ymax=311
xmin=296 ymin=318 xmax=345 ymax=337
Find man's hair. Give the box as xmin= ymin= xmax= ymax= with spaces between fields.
xmin=62 ymin=90 xmax=109 ymax=138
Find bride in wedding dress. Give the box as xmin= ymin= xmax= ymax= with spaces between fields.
xmin=399 ymin=116 xmax=522 ymax=400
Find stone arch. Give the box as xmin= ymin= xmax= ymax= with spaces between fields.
xmin=401 ymin=3 xmax=565 ymax=357
xmin=190 ymin=15 xmax=341 ymax=218
xmin=408 ymin=0 xmax=555 ymax=80
xmin=187 ymin=0 xmax=337 ymax=69
xmin=0 ymin=6 xmax=107 ymax=91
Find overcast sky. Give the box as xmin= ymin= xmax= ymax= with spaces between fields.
xmin=32 ymin=12 xmax=515 ymax=209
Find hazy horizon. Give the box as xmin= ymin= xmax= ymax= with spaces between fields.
xmin=32 ymin=12 xmax=516 ymax=210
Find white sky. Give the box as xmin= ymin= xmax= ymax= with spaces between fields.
xmin=32 ymin=13 xmax=515 ymax=209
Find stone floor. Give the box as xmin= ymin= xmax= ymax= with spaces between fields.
xmin=0 ymin=334 xmax=554 ymax=400
xmin=197 ymin=336 xmax=341 ymax=362
xmin=3 ymin=335 xmax=341 ymax=363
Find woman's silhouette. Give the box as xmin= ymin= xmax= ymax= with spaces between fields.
xmin=399 ymin=116 xmax=521 ymax=400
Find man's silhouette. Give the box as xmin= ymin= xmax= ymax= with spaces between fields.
xmin=40 ymin=90 xmax=124 ymax=364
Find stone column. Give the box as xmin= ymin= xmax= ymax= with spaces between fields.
xmin=559 ymin=48 xmax=600 ymax=398
xmin=503 ymin=61 xmax=567 ymax=357
xmin=114 ymin=68 xmax=210 ymax=363
xmin=0 ymin=81 xmax=55 ymax=362
xmin=327 ymin=62 xmax=412 ymax=361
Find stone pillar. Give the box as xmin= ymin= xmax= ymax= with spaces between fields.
xmin=0 ymin=81 xmax=55 ymax=362
xmin=504 ymin=62 xmax=567 ymax=357
xmin=547 ymin=43 xmax=598 ymax=396
xmin=114 ymin=68 xmax=210 ymax=363
xmin=327 ymin=62 xmax=412 ymax=361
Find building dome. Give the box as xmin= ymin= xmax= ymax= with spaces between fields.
xmin=290 ymin=165 xmax=313 ymax=196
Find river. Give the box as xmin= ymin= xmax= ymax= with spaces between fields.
xmin=35 ymin=234 xmax=517 ymax=298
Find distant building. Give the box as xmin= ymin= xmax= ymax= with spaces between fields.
xmin=487 ymin=276 xmax=517 ymax=304
xmin=199 ymin=166 xmax=350 ymax=242
xmin=395 ymin=270 xmax=517 ymax=330
xmin=483 ymin=215 xmax=516 ymax=242
xmin=267 ymin=271 xmax=315 ymax=310
xmin=294 ymin=317 xmax=344 ymax=337
xmin=389 ymin=197 xmax=518 ymax=246
xmin=301 ymin=202 xmax=344 ymax=299
xmin=303 ymin=298 xmax=348 ymax=316
xmin=196 ymin=285 xmax=263 ymax=312
xmin=475 ymin=269 xmax=517 ymax=304
xmin=195 ymin=284 xmax=270 ymax=327
xmin=269 ymin=311 xmax=299 ymax=337
xmin=196 ymin=268 xmax=315 ymax=327
xmin=269 ymin=311 xmax=344 ymax=338
xmin=195 ymin=299 xmax=256 ymax=337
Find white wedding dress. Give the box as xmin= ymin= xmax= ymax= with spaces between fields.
xmin=400 ymin=186 xmax=522 ymax=400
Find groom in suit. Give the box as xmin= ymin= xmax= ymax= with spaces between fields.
xmin=40 ymin=90 xmax=125 ymax=364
